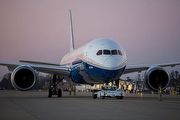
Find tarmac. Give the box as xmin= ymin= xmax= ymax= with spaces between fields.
xmin=0 ymin=90 xmax=180 ymax=120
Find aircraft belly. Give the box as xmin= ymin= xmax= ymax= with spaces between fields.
xmin=84 ymin=63 xmax=125 ymax=83
xmin=70 ymin=62 xmax=125 ymax=84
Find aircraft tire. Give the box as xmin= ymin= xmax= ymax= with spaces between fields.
xmin=48 ymin=88 xmax=52 ymax=98
xmin=101 ymin=96 xmax=105 ymax=99
xmin=93 ymin=94 xmax=97 ymax=99
xmin=116 ymin=96 xmax=123 ymax=99
xmin=58 ymin=89 xmax=62 ymax=97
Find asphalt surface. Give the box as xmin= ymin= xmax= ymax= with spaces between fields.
xmin=0 ymin=90 xmax=180 ymax=120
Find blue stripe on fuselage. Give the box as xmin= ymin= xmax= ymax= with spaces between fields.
xmin=83 ymin=62 xmax=125 ymax=83
xmin=70 ymin=61 xmax=125 ymax=84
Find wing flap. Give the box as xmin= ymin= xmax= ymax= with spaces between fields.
xmin=124 ymin=62 xmax=180 ymax=74
xmin=0 ymin=61 xmax=70 ymax=76
xmin=31 ymin=64 xmax=70 ymax=76
xmin=19 ymin=60 xmax=60 ymax=66
xmin=124 ymin=65 xmax=149 ymax=74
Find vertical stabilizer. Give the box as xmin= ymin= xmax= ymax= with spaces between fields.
xmin=69 ymin=10 xmax=75 ymax=52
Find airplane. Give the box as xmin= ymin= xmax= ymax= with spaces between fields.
xmin=0 ymin=10 xmax=180 ymax=97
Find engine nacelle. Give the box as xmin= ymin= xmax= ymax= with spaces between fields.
xmin=11 ymin=65 xmax=37 ymax=91
xmin=144 ymin=66 xmax=170 ymax=91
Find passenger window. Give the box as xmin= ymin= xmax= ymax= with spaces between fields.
xmin=118 ymin=50 xmax=122 ymax=55
xmin=103 ymin=50 xmax=110 ymax=55
xmin=111 ymin=50 xmax=118 ymax=55
xmin=96 ymin=50 xmax=102 ymax=55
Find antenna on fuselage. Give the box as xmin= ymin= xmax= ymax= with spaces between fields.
xmin=69 ymin=10 xmax=75 ymax=52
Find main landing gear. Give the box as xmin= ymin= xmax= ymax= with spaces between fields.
xmin=48 ymin=75 xmax=63 ymax=98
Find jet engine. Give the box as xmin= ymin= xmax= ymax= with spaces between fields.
xmin=11 ymin=65 xmax=37 ymax=91
xmin=144 ymin=66 xmax=170 ymax=91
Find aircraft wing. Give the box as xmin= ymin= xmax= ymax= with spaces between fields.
xmin=19 ymin=60 xmax=61 ymax=66
xmin=0 ymin=61 xmax=70 ymax=76
xmin=124 ymin=62 xmax=180 ymax=74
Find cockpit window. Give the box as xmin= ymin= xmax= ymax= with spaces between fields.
xmin=111 ymin=50 xmax=118 ymax=55
xmin=96 ymin=50 xmax=102 ymax=55
xmin=103 ymin=50 xmax=111 ymax=55
xmin=118 ymin=50 xmax=122 ymax=55
xmin=96 ymin=49 xmax=122 ymax=56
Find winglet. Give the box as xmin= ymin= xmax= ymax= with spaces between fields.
xmin=69 ymin=10 xmax=75 ymax=52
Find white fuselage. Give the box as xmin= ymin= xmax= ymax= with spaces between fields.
xmin=60 ymin=38 xmax=127 ymax=84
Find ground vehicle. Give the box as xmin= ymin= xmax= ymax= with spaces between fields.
xmin=93 ymin=86 xmax=125 ymax=99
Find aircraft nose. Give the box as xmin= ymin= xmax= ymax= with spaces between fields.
xmin=103 ymin=57 xmax=122 ymax=70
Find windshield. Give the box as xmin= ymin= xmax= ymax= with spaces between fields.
xmin=96 ymin=49 xmax=122 ymax=56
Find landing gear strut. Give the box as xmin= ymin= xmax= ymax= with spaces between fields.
xmin=159 ymin=85 xmax=162 ymax=101
xmin=48 ymin=75 xmax=63 ymax=98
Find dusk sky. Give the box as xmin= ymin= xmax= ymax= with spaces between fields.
xmin=0 ymin=0 xmax=180 ymax=77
